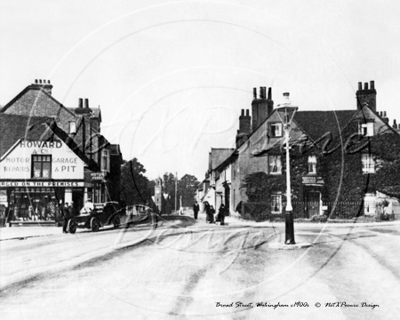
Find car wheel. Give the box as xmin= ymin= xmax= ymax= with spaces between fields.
xmin=68 ymin=220 xmax=77 ymax=234
xmin=112 ymin=215 xmax=121 ymax=229
xmin=91 ymin=218 xmax=100 ymax=232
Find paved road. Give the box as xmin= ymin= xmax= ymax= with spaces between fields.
xmin=1 ymin=216 xmax=400 ymax=320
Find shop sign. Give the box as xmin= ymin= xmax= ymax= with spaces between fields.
xmin=302 ymin=176 xmax=324 ymax=185
xmin=0 ymin=181 xmax=84 ymax=187
xmin=91 ymin=172 xmax=106 ymax=181
xmin=0 ymin=139 xmax=85 ymax=180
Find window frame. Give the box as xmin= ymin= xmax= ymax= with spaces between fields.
xmin=271 ymin=193 xmax=282 ymax=214
xmin=101 ymin=149 xmax=110 ymax=173
xmin=358 ymin=122 xmax=374 ymax=137
xmin=269 ymin=155 xmax=282 ymax=175
xmin=31 ymin=155 xmax=52 ymax=179
xmin=361 ymin=153 xmax=375 ymax=174
xmin=270 ymin=123 xmax=283 ymax=138
xmin=308 ymin=155 xmax=317 ymax=175
xmin=69 ymin=121 xmax=76 ymax=134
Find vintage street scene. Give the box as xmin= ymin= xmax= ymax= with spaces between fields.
xmin=1 ymin=1 xmax=400 ymax=319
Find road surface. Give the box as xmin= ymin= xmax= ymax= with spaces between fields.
xmin=1 ymin=216 xmax=400 ymax=319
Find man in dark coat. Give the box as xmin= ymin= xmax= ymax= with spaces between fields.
xmin=62 ymin=203 xmax=71 ymax=233
xmin=193 ymin=201 xmax=200 ymax=220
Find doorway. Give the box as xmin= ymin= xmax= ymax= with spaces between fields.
xmin=305 ymin=191 xmax=320 ymax=218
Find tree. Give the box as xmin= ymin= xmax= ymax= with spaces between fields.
xmin=178 ymin=174 xmax=200 ymax=207
xmin=120 ymin=158 xmax=152 ymax=206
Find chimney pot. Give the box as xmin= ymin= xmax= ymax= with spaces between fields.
xmin=85 ymin=98 xmax=89 ymax=109
xmin=241 ymin=109 xmax=245 ymax=116
xmin=384 ymin=111 xmax=387 ymax=117
xmin=268 ymin=87 xmax=272 ymax=100
xmin=35 ymin=79 xmax=38 ymax=84
xmin=246 ymin=109 xmax=249 ymax=116
xmin=358 ymin=82 xmax=362 ymax=90
xmin=370 ymin=80 xmax=375 ymax=90
xmin=259 ymin=87 xmax=263 ymax=99
xmin=79 ymin=98 xmax=83 ymax=109
xmin=253 ymin=88 xmax=257 ymax=99
xmin=364 ymin=82 xmax=368 ymax=90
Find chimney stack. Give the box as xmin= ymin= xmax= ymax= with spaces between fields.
xmin=252 ymin=86 xmax=274 ymax=132
xmin=32 ymin=79 xmax=52 ymax=95
xmin=236 ymin=108 xmax=251 ymax=148
xmin=356 ymin=80 xmax=377 ymax=111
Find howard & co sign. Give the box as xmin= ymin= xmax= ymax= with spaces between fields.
xmin=0 ymin=139 xmax=85 ymax=180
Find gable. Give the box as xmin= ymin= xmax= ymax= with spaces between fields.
xmin=0 ymin=139 xmax=86 ymax=180
xmin=2 ymin=85 xmax=76 ymax=121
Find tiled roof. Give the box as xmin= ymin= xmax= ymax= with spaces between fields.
xmin=209 ymin=148 xmax=235 ymax=170
xmin=1 ymin=84 xmax=76 ymax=120
xmin=68 ymin=107 xmax=101 ymax=121
xmin=0 ymin=114 xmax=99 ymax=170
xmin=0 ymin=113 xmax=51 ymax=158
xmin=293 ymin=110 xmax=356 ymax=142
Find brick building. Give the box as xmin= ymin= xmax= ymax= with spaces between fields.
xmin=0 ymin=80 xmax=123 ymax=224
xmin=206 ymin=82 xmax=400 ymax=221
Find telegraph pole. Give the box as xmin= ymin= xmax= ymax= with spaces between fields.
xmin=175 ymin=172 xmax=178 ymax=214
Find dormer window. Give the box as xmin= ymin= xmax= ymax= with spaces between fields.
xmin=69 ymin=121 xmax=76 ymax=134
xmin=358 ymin=122 xmax=374 ymax=137
xmin=270 ymin=123 xmax=283 ymax=137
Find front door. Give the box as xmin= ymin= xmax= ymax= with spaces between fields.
xmin=306 ymin=192 xmax=320 ymax=218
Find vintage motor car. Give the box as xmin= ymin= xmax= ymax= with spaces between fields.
xmin=68 ymin=201 xmax=123 ymax=233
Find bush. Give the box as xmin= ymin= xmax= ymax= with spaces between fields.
xmin=310 ymin=214 xmax=328 ymax=223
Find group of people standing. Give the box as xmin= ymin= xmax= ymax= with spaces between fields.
xmin=193 ymin=201 xmax=227 ymax=225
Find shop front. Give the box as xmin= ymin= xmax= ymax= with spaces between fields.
xmin=0 ymin=139 xmax=89 ymax=224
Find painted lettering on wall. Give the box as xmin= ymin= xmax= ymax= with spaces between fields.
xmin=0 ymin=140 xmax=85 ymax=180
xmin=20 ymin=141 xmax=62 ymax=148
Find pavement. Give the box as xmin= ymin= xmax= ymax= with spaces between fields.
xmin=0 ymin=214 xmax=150 ymax=241
xmin=1 ymin=212 xmax=400 ymax=241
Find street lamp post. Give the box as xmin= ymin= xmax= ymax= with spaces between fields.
xmin=276 ymin=93 xmax=298 ymax=245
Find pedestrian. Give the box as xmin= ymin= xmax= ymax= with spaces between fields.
xmin=208 ymin=205 xmax=215 ymax=223
xmin=193 ymin=201 xmax=199 ymax=220
xmin=68 ymin=202 xmax=75 ymax=217
xmin=218 ymin=204 xmax=226 ymax=225
xmin=62 ymin=202 xmax=71 ymax=233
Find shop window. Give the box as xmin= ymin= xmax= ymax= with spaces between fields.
xmin=308 ymin=155 xmax=317 ymax=174
xmin=362 ymin=153 xmax=375 ymax=174
xmin=358 ymin=122 xmax=374 ymax=137
xmin=101 ymin=149 xmax=110 ymax=172
xmin=271 ymin=194 xmax=282 ymax=213
xmin=270 ymin=123 xmax=283 ymax=137
xmin=32 ymin=155 xmax=51 ymax=178
xmin=269 ymin=155 xmax=282 ymax=174
xmin=69 ymin=121 xmax=76 ymax=134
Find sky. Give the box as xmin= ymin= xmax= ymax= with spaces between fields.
xmin=1 ymin=0 xmax=400 ymax=181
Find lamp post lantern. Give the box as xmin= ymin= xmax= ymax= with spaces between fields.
xmin=276 ymin=93 xmax=298 ymax=245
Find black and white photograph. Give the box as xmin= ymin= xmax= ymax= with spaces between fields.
xmin=1 ymin=1 xmax=400 ymax=319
